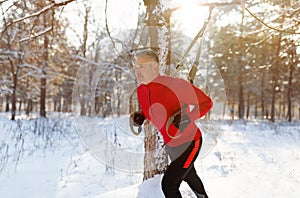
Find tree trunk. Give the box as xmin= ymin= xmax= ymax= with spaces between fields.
xmin=231 ymin=99 xmax=235 ymax=120
xmin=40 ymin=14 xmax=49 ymax=118
xmin=5 ymin=94 xmax=10 ymax=112
xmin=58 ymin=91 xmax=62 ymax=112
xmin=26 ymin=98 xmax=33 ymax=116
xmin=237 ymin=5 xmax=245 ymax=120
xmin=142 ymin=0 xmax=169 ymax=181
xmin=40 ymin=78 xmax=47 ymax=117
xmin=271 ymin=15 xmax=284 ymax=122
xmin=25 ymin=77 xmax=30 ymax=116
xmin=0 ymin=97 xmax=2 ymax=111
xmin=260 ymin=72 xmax=265 ymax=119
xmin=40 ymin=40 xmax=47 ymax=117
xmin=9 ymin=58 xmax=17 ymax=120
xmin=238 ymin=84 xmax=244 ymax=119
xmin=79 ymin=4 xmax=90 ymax=116
xmin=115 ymin=69 xmax=122 ymax=117
xmin=254 ymin=99 xmax=258 ymax=119
xmin=287 ymin=42 xmax=296 ymax=122
xmin=143 ymin=121 xmax=168 ymax=180
xmin=18 ymin=100 xmax=22 ymax=113
xmin=246 ymin=94 xmax=250 ymax=119
xmin=11 ymin=73 xmax=17 ymax=120
xmin=278 ymin=98 xmax=282 ymax=119
xmin=270 ymin=78 xmax=277 ymax=122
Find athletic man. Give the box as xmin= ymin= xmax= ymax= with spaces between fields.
xmin=131 ymin=49 xmax=212 ymax=198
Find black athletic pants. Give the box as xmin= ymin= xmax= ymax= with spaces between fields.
xmin=162 ymin=137 xmax=208 ymax=198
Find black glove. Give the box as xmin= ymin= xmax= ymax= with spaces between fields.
xmin=172 ymin=113 xmax=190 ymax=131
xmin=130 ymin=111 xmax=145 ymax=126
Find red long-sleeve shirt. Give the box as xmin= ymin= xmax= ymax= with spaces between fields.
xmin=137 ymin=75 xmax=213 ymax=146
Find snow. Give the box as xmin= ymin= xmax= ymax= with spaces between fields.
xmin=0 ymin=115 xmax=300 ymax=198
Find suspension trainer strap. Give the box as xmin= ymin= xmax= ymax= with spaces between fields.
xmin=175 ymin=6 xmax=214 ymax=81
xmin=166 ymin=7 xmax=214 ymax=139
xmin=188 ymin=41 xmax=202 ymax=84
xmin=166 ymin=104 xmax=188 ymax=139
xmin=129 ymin=115 xmax=143 ymax=135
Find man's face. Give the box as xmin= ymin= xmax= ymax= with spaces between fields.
xmin=134 ymin=56 xmax=159 ymax=84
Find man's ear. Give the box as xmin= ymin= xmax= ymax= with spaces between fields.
xmin=153 ymin=63 xmax=159 ymax=72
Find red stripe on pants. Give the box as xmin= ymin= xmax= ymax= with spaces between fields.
xmin=183 ymin=139 xmax=200 ymax=168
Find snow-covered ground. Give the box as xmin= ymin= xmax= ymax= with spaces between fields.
xmin=0 ymin=114 xmax=300 ymax=198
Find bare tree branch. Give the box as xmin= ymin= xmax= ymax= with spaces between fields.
xmin=169 ymin=1 xmax=242 ymax=13
xmin=104 ymin=0 xmax=117 ymax=52
xmin=13 ymin=0 xmax=75 ymax=23
xmin=1 ymin=0 xmax=75 ymax=34
xmin=0 ymin=0 xmax=9 ymax=4
xmin=245 ymin=7 xmax=300 ymax=34
xmin=104 ymin=0 xmax=128 ymax=63
xmin=285 ymin=6 xmax=300 ymax=18
xmin=18 ymin=26 xmax=52 ymax=42
xmin=0 ymin=1 xmax=17 ymax=16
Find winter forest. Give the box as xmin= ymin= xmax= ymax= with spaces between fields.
xmin=1 ymin=0 xmax=300 ymax=198
xmin=1 ymin=0 xmax=300 ymax=122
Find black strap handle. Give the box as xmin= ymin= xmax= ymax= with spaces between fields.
xmin=166 ymin=104 xmax=188 ymax=139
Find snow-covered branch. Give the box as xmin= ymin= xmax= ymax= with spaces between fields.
xmin=0 ymin=0 xmax=9 ymax=4
xmin=18 ymin=26 xmax=52 ymax=42
xmin=245 ymin=7 xmax=300 ymax=34
xmin=0 ymin=50 xmax=20 ymax=58
xmin=285 ymin=6 xmax=300 ymax=18
xmin=73 ymin=55 xmax=102 ymax=66
xmin=2 ymin=0 xmax=75 ymax=34
xmin=244 ymin=32 xmax=276 ymax=53
xmin=20 ymin=63 xmax=41 ymax=71
xmin=169 ymin=0 xmax=242 ymax=13
xmin=293 ymin=17 xmax=300 ymax=23
xmin=12 ymin=4 xmax=53 ymax=24
xmin=18 ymin=71 xmax=41 ymax=80
xmin=13 ymin=0 xmax=75 ymax=23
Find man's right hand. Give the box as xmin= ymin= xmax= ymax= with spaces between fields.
xmin=130 ymin=111 xmax=145 ymax=126
xmin=172 ymin=113 xmax=190 ymax=132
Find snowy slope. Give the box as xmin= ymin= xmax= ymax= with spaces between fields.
xmin=0 ymin=116 xmax=300 ymax=198
xmin=93 ymin=120 xmax=300 ymax=198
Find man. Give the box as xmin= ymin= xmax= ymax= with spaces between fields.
xmin=131 ymin=49 xmax=212 ymax=198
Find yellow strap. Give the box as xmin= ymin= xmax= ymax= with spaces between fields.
xmin=188 ymin=65 xmax=197 ymax=84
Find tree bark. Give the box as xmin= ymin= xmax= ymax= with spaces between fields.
xmin=260 ymin=72 xmax=265 ymax=119
xmin=246 ymin=94 xmax=250 ymax=119
xmin=270 ymin=14 xmax=284 ymax=122
xmin=79 ymin=3 xmax=90 ymax=116
xmin=40 ymin=16 xmax=48 ymax=118
xmin=143 ymin=121 xmax=168 ymax=180
xmin=142 ymin=0 xmax=169 ymax=181
xmin=254 ymin=99 xmax=258 ymax=119
xmin=287 ymin=41 xmax=296 ymax=122
xmin=5 ymin=94 xmax=10 ymax=112
xmin=237 ymin=6 xmax=245 ymax=120
xmin=11 ymin=66 xmax=17 ymax=120
xmin=8 ymin=56 xmax=18 ymax=120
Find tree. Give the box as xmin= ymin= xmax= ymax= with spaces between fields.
xmin=0 ymin=1 xmax=29 ymax=120
xmin=209 ymin=0 xmax=300 ymax=121
xmin=140 ymin=0 xmax=171 ymax=180
xmin=0 ymin=0 xmax=76 ymax=119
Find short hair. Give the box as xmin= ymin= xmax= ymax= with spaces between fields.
xmin=135 ymin=49 xmax=159 ymax=63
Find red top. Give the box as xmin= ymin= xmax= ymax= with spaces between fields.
xmin=137 ymin=75 xmax=213 ymax=146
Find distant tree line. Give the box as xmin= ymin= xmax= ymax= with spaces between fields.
xmin=0 ymin=0 xmax=299 ymax=122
